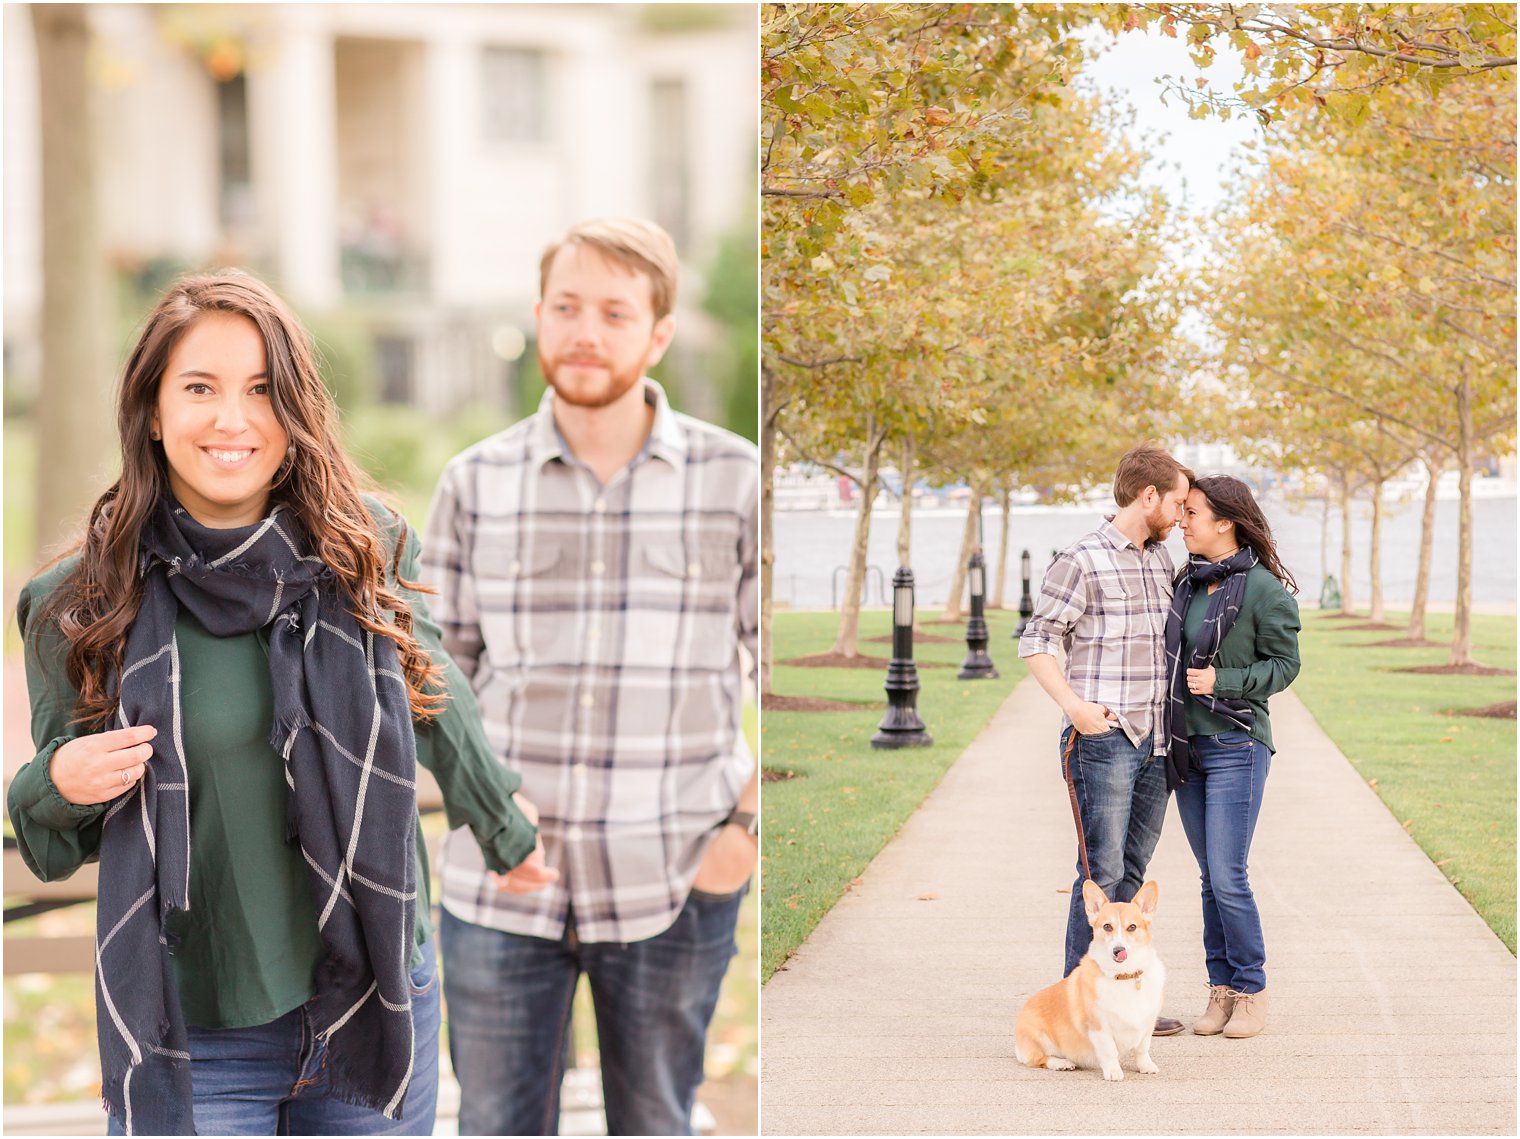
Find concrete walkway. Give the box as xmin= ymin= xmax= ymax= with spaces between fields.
xmin=761 ymin=679 xmax=1517 ymax=1135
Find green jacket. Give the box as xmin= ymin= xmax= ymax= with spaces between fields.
xmin=1181 ymin=562 xmax=1302 ymax=752
xmin=7 ymin=499 xmax=536 ymax=1029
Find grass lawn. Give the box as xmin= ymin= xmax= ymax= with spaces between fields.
xmin=1291 ymin=609 xmax=1517 ymax=953
xmin=760 ymin=607 xmax=1025 ymax=980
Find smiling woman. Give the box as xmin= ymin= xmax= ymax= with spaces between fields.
xmin=6 ymin=269 xmax=553 ymax=1136
xmin=152 ymin=311 xmax=291 ymax=528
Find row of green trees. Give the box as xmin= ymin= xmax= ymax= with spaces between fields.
xmin=761 ymin=3 xmax=1516 ymax=688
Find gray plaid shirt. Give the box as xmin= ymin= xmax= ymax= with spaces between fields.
xmin=421 ymin=380 xmax=758 ymax=943
xmin=1017 ymin=518 xmax=1175 ymax=755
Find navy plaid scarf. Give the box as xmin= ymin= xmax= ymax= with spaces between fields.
xmin=1163 ymin=547 xmax=1258 ymax=792
xmin=96 ymin=498 xmax=419 ymax=1134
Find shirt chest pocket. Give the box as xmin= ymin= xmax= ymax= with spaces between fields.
xmin=627 ymin=536 xmax=740 ymax=671
xmin=1100 ymin=584 xmax=1134 ymax=639
xmin=474 ymin=538 xmax=574 ymax=667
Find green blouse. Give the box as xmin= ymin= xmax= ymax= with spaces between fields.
xmin=7 ymin=501 xmax=537 ymax=1029
xmin=1180 ymin=562 xmax=1303 ymax=751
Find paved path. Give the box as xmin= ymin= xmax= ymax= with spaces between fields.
xmin=761 ymin=679 xmax=1517 ymax=1135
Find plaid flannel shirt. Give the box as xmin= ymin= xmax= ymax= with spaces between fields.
xmin=1017 ymin=517 xmax=1175 ymax=755
xmin=421 ymin=380 xmax=758 ymax=943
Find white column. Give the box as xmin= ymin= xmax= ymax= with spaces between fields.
xmin=254 ymin=13 xmax=339 ymax=306
xmin=423 ymin=30 xmax=474 ymax=306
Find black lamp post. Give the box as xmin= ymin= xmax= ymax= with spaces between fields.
xmin=957 ymin=549 xmax=998 ymax=680
xmin=872 ymin=567 xmax=933 ymax=748
xmin=1014 ymin=548 xmax=1034 ymax=637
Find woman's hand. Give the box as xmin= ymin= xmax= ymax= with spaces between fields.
xmin=1186 ymin=666 xmax=1217 ymax=696
xmin=692 ymin=821 xmax=758 ymax=896
xmin=49 ymin=725 xmax=158 ymax=805
xmin=494 ymin=792 xmax=560 ymax=894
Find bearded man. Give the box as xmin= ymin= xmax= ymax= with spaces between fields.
xmin=421 ymin=218 xmax=758 ymax=1135
xmin=1019 ymin=444 xmax=1192 ymax=1037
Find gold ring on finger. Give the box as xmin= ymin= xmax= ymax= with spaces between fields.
xmin=121 ymin=768 xmax=131 ymax=787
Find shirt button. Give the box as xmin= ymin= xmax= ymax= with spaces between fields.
xmin=587 ymin=628 xmax=600 ymax=643
xmin=593 ymin=499 xmax=607 ymax=514
xmin=579 ymin=693 xmax=594 ymax=708
xmin=509 ymin=559 xmax=521 ymax=576
xmin=591 ymin=559 xmax=605 ymax=575
xmin=572 ymin=764 xmax=588 ymax=780
xmin=565 ymin=826 xmax=582 ymax=842
xmin=687 ymin=562 xmax=702 ymax=578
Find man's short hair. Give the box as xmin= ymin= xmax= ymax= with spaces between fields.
xmin=539 ymin=217 xmax=679 ymax=321
xmin=1112 ymin=445 xmax=1193 ymax=507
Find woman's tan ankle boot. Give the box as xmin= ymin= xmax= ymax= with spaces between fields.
xmin=1223 ymin=988 xmax=1267 ymax=1038
xmin=1192 ymin=984 xmax=1236 ymax=1035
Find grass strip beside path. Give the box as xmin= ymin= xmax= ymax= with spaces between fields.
xmin=1291 ymin=610 xmax=1517 ymax=953
xmin=761 ymin=608 xmax=1025 ymax=980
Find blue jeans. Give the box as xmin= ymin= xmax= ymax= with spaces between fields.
xmin=1060 ymin=726 xmax=1169 ymax=976
xmin=1175 ymin=730 xmax=1272 ymax=994
xmin=440 ymin=887 xmax=744 ymax=1136
xmin=107 ymin=940 xmax=440 ymax=1136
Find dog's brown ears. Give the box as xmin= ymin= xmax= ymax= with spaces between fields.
xmin=1081 ymin=879 xmax=1110 ymax=920
xmin=1135 ymin=880 xmax=1159 ymax=915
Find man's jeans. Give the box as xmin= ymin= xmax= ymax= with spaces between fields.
xmin=1174 ymin=729 xmax=1272 ymax=994
xmin=440 ymin=887 xmax=744 ymax=1136
xmin=1061 ymin=726 xmax=1168 ymax=976
xmin=107 ymin=939 xmax=441 ymax=1136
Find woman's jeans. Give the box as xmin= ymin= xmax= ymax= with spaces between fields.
xmin=440 ymin=886 xmax=745 ymax=1137
xmin=1175 ymin=730 xmax=1272 ymax=994
xmin=1060 ymin=726 xmax=1169 ymax=977
xmin=107 ymin=939 xmax=441 ymax=1136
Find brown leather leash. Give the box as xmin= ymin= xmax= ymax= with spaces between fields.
xmin=1061 ymin=728 xmax=1091 ymax=882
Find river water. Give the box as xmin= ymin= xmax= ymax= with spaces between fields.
xmin=772 ymin=493 xmax=1518 ymax=611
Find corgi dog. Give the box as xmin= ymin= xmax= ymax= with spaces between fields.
xmin=1014 ymin=880 xmax=1165 ymax=1081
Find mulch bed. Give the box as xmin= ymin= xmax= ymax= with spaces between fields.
xmin=866 ymin=632 xmax=964 ymax=645
xmin=1318 ymin=612 xmax=1368 ymax=621
xmin=1353 ymin=637 xmax=1445 ymax=649
xmin=1448 ymin=701 xmax=1517 ymax=720
xmin=761 ymin=694 xmax=880 ymax=713
xmin=778 ymin=652 xmax=949 ymax=669
xmin=1334 ymin=622 xmax=1402 ymax=632
xmin=761 ymin=768 xmax=802 ymax=783
xmin=1395 ymin=663 xmax=1517 ymax=677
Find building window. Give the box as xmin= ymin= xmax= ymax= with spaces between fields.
xmin=482 ymin=47 xmax=547 ymax=143
xmin=649 ymin=78 xmax=689 ymax=247
xmin=216 ymin=74 xmax=254 ymax=229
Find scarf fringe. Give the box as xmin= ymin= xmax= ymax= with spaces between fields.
xmin=269 ymin=709 xmax=311 ymax=753
xmin=101 ymin=1013 xmax=193 ymax=1135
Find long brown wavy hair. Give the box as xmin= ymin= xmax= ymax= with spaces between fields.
xmin=1191 ymin=475 xmax=1299 ymax=595
xmin=34 ymin=270 xmax=445 ymax=731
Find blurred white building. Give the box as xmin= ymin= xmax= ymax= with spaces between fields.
xmin=3 ymin=2 xmax=757 ymax=416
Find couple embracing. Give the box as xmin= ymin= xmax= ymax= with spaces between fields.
xmin=1019 ymin=445 xmax=1302 ymax=1039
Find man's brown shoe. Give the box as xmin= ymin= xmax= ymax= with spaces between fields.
xmin=1152 ymin=1016 xmax=1184 ymax=1036
xmin=1192 ymin=985 xmax=1236 ymax=1036
xmin=1223 ymin=988 xmax=1267 ymax=1038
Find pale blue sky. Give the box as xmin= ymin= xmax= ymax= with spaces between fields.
xmin=1080 ymin=25 xmax=1262 ymax=215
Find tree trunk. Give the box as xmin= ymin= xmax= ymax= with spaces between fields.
xmin=1339 ymin=472 xmax=1355 ymax=616
xmin=33 ymin=5 xmax=117 ymax=559
xmin=897 ymin=433 xmax=914 ymax=570
xmin=1367 ymin=478 xmax=1385 ymax=623
xmin=991 ymin=482 xmax=1012 ymax=609
xmin=760 ymin=367 xmax=778 ymax=695
xmin=829 ymin=420 xmax=886 ymax=658
xmin=1449 ymin=378 xmax=1474 ymax=667
xmin=943 ymin=482 xmax=982 ymax=622
xmin=1407 ymin=452 xmax=1440 ymax=643
xmin=1319 ymin=485 xmax=1330 ymax=602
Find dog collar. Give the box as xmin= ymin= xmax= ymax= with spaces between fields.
xmin=1113 ymin=970 xmax=1144 ymax=989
